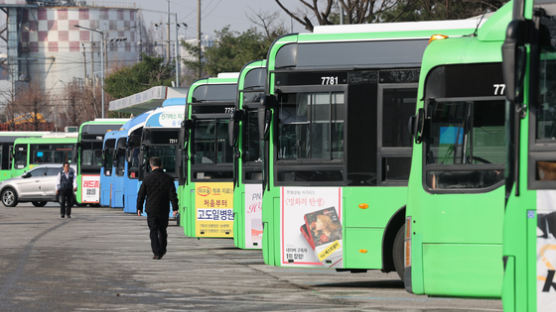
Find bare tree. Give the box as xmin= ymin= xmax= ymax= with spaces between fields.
xmin=274 ymin=0 xmax=396 ymax=31
xmin=247 ymin=10 xmax=288 ymax=41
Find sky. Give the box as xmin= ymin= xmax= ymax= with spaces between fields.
xmin=98 ymin=0 xmax=311 ymax=39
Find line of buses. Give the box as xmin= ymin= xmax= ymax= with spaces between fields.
xmin=0 ymin=0 xmax=551 ymax=309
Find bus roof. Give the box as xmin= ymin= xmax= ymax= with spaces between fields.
xmin=187 ymin=76 xmax=239 ymax=104
xmin=162 ymin=97 xmax=187 ymax=107
xmin=145 ymin=104 xmax=185 ymax=129
xmin=420 ymin=2 xmax=511 ymax=69
xmin=312 ymin=17 xmax=483 ymax=34
xmin=217 ymin=72 xmax=240 ymax=79
xmin=14 ymin=136 xmax=78 ymax=145
xmin=122 ymin=110 xmax=153 ymax=135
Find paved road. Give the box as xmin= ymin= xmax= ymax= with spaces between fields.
xmin=0 ymin=204 xmax=502 ymax=312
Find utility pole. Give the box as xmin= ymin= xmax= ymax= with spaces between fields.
xmin=339 ymin=0 xmax=344 ymax=24
xmin=82 ymin=43 xmax=87 ymax=81
xmin=197 ymin=0 xmax=202 ymax=78
xmin=90 ymin=42 xmax=95 ymax=86
xmin=174 ymin=15 xmax=179 ymax=86
xmin=167 ymin=0 xmax=171 ymax=62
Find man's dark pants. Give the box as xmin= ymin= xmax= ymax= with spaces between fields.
xmin=147 ymin=214 xmax=169 ymax=257
xmin=59 ymin=189 xmax=74 ymax=217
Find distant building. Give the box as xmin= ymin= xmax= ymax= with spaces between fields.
xmin=0 ymin=1 xmax=142 ymax=121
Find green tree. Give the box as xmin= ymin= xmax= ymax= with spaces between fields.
xmin=104 ymin=55 xmax=174 ymax=99
xmin=381 ymin=0 xmax=507 ymax=22
xmin=275 ymin=0 xmax=508 ymax=30
xmin=183 ymin=25 xmax=286 ymax=78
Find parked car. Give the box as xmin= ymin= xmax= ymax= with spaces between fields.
xmin=0 ymin=164 xmax=75 ymax=207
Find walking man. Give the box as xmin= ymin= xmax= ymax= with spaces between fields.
xmin=137 ymin=157 xmax=179 ymax=260
xmin=56 ymin=162 xmax=76 ymax=218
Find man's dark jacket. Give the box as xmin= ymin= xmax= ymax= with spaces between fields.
xmin=137 ymin=168 xmax=179 ymax=217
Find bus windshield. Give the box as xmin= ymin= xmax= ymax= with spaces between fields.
xmin=145 ymin=145 xmax=177 ymax=176
xmin=193 ymin=119 xmax=232 ymax=164
xmin=278 ymin=92 xmax=345 ymax=161
xmin=81 ymin=141 xmax=103 ymax=173
xmin=243 ymin=107 xmax=263 ymax=182
xmin=102 ymin=139 xmax=115 ymax=176
xmin=127 ymin=129 xmax=142 ymax=179
xmin=422 ymin=63 xmax=506 ymax=191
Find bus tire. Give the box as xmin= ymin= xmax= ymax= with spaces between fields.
xmin=32 ymin=201 xmax=47 ymax=207
xmin=392 ymin=225 xmax=405 ymax=280
xmin=1 ymin=187 xmax=18 ymax=207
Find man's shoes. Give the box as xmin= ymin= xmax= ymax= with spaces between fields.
xmin=66 ymin=215 xmax=71 ymax=218
xmin=152 ymin=255 xmax=161 ymax=260
xmin=61 ymin=215 xmax=65 ymax=218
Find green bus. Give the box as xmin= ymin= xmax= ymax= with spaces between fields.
xmin=230 ymin=60 xmax=266 ymax=249
xmin=12 ymin=133 xmax=78 ymax=177
xmin=179 ymin=73 xmax=238 ymax=238
xmin=260 ymin=20 xmax=480 ymax=274
xmin=405 ymin=2 xmax=511 ymax=297
xmin=76 ymin=119 xmax=127 ymax=205
xmin=502 ymin=0 xmax=556 ymax=310
xmin=0 ymin=131 xmax=48 ymax=181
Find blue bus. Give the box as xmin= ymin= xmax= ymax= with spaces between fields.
xmin=122 ymin=111 xmax=152 ymax=213
xmin=100 ymin=130 xmax=119 ymax=207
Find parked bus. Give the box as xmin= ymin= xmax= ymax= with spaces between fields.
xmin=108 ymin=112 xmax=151 ymax=209
xmin=179 ymin=73 xmax=238 ymax=237
xmin=122 ymin=110 xmax=153 ymax=213
xmin=230 ymin=61 xmax=266 ymax=249
xmin=0 ymin=132 xmax=47 ymax=181
xmin=404 ymin=3 xmax=511 ymax=297
xmin=12 ymin=132 xmax=77 ymax=177
xmin=138 ymin=98 xmax=186 ymax=216
xmin=76 ymin=119 xmax=127 ymax=205
xmin=100 ymin=130 xmax=118 ymax=207
xmin=260 ymin=20 xmax=482 ymax=274
xmin=502 ymin=0 xmax=556 ymax=310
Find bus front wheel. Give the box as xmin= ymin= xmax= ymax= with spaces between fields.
xmin=392 ymin=226 xmax=405 ymax=280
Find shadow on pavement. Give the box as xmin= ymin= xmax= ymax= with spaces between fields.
xmin=313 ymin=279 xmax=404 ymax=289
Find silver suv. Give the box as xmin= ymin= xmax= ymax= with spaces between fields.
xmin=0 ymin=164 xmax=74 ymax=207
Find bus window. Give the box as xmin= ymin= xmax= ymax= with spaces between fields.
xmin=424 ymin=99 xmax=505 ymax=190
xmin=14 ymin=145 xmax=27 ymax=169
xmin=243 ymin=108 xmax=264 ymax=182
xmin=102 ymin=139 xmax=115 ymax=176
xmin=193 ymin=119 xmax=232 ymax=165
xmin=81 ymin=141 xmax=103 ymax=173
xmin=127 ymin=132 xmax=141 ymax=179
xmin=380 ymin=87 xmax=417 ymax=183
xmin=276 ymin=92 xmax=345 ymax=183
xmin=147 ymin=145 xmax=177 ymax=175
xmin=532 ymin=55 xmax=556 ymax=182
xmin=115 ymin=138 xmax=126 ymax=176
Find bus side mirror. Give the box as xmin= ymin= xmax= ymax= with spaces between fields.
xmin=228 ymin=109 xmax=242 ymax=147
xmin=414 ymin=108 xmax=426 ymax=144
xmin=258 ymin=107 xmax=266 ymax=141
xmin=502 ymin=20 xmax=529 ymax=103
xmin=261 ymin=94 xmax=277 ymax=108
xmin=408 ymin=115 xmax=416 ymax=139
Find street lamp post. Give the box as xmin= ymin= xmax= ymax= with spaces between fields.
xmin=74 ymin=24 xmax=105 ymax=119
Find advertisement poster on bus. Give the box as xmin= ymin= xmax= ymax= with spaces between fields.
xmin=537 ymin=190 xmax=556 ymax=311
xmin=244 ymin=184 xmax=262 ymax=249
xmin=280 ymin=187 xmax=343 ymax=268
xmin=81 ymin=175 xmax=100 ymax=203
xmin=195 ymin=182 xmax=234 ymax=238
